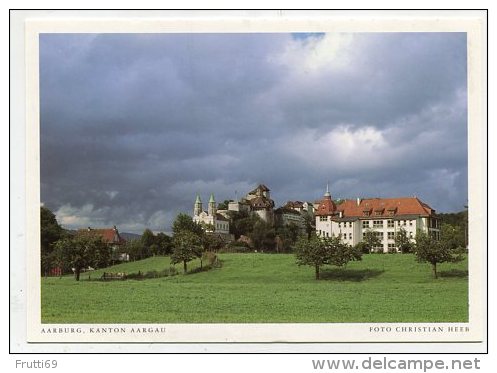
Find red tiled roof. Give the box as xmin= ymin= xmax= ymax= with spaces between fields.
xmin=316 ymin=197 xmax=435 ymax=218
xmin=315 ymin=195 xmax=337 ymax=216
xmin=76 ymin=227 xmax=126 ymax=244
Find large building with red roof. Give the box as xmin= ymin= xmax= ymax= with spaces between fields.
xmin=315 ymin=186 xmax=440 ymax=253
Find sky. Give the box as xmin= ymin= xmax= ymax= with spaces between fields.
xmin=40 ymin=32 xmax=468 ymax=234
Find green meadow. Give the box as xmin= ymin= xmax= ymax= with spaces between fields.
xmin=41 ymin=253 xmax=468 ymax=323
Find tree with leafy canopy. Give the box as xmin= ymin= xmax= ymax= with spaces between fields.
xmin=123 ymin=239 xmax=148 ymax=261
xmin=276 ymin=222 xmax=302 ymax=253
xmin=171 ymin=230 xmax=203 ymax=273
xmin=54 ymin=235 xmax=110 ymax=281
xmin=414 ymin=230 xmax=463 ymax=279
xmin=40 ymin=206 xmax=65 ymax=276
xmin=249 ymin=218 xmax=276 ymax=252
xmin=156 ymin=232 xmax=173 ymax=255
xmin=360 ymin=229 xmax=382 ymax=253
xmin=395 ymin=227 xmax=413 ymax=253
xmin=294 ymin=235 xmax=362 ymax=280
xmin=141 ymin=228 xmax=156 ymax=255
xmin=172 ymin=213 xmax=204 ymax=236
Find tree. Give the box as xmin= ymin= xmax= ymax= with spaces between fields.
xmin=54 ymin=235 xmax=110 ymax=281
xmin=249 ymin=218 xmax=276 ymax=252
xmin=217 ymin=200 xmax=231 ymax=210
xmin=414 ymin=230 xmax=463 ymax=279
xmin=276 ymin=222 xmax=301 ymax=253
xmin=301 ymin=212 xmax=315 ymax=240
xmin=123 ymin=239 xmax=148 ymax=261
xmin=171 ymin=231 xmax=203 ymax=273
xmin=294 ymin=235 xmax=329 ymax=280
xmin=440 ymin=223 xmax=466 ymax=253
xmin=395 ymin=227 xmax=413 ymax=253
xmin=40 ymin=206 xmax=65 ymax=276
xmin=294 ymin=235 xmax=362 ymax=279
xmin=325 ymin=236 xmax=362 ymax=267
xmin=229 ymin=211 xmax=256 ymax=239
xmin=172 ymin=213 xmax=204 ymax=237
xmin=156 ymin=232 xmax=173 ymax=255
xmin=361 ymin=229 xmax=382 ymax=253
xmin=141 ymin=228 xmax=156 ymax=254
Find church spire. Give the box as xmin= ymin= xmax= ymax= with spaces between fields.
xmin=208 ymin=193 xmax=216 ymax=216
xmin=324 ymin=181 xmax=331 ymax=197
xmin=194 ymin=194 xmax=202 ymax=216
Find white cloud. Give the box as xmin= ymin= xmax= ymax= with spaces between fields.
xmin=275 ymin=33 xmax=355 ymax=74
xmin=282 ymin=125 xmax=387 ymax=171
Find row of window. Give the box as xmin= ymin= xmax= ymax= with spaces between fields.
xmin=318 ymin=230 xmax=415 ymax=242
xmin=216 ymin=223 xmax=229 ymax=231
xmin=362 ymin=219 xmax=414 ymax=228
xmin=362 ymin=231 xmax=414 ymax=240
xmin=319 ymin=217 xmax=417 ymax=228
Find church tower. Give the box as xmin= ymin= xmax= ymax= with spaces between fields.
xmin=208 ymin=193 xmax=216 ymax=216
xmin=194 ymin=194 xmax=202 ymax=216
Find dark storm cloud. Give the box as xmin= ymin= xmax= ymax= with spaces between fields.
xmin=40 ymin=32 xmax=468 ymax=233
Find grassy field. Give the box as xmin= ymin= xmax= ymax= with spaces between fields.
xmin=41 ymin=253 xmax=468 ymax=323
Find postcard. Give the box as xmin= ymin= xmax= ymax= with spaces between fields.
xmin=13 ymin=10 xmax=487 ymax=349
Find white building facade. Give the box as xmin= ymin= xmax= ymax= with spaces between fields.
xmin=315 ymin=187 xmax=440 ymax=253
xmin=193 ymin=194 xmax=230 ymax=234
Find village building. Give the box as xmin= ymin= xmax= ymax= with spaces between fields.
xmin=314 ymin=185 xmax=441 ymax=253
xmin=76 ymin=226 xmax=128 ymax=261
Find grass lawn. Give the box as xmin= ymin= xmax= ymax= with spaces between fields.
xmin=41 ymin=253 xmax=468 ymax=323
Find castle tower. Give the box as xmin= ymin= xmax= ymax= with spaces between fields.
xmin=194 ymin=194 xmax=202 ymax=216
xmin=208 ymin=193 xmax=216 ymax=216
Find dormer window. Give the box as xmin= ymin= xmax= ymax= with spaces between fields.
xmin=387 ymin=208 xmax=397 ymax=216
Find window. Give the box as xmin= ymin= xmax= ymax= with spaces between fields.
xmin=375 ymin=211 xmax=382 ymax=216
xmin=363 ymin=211 xmax=370 ymax=217
xmin=343 ymin=233 xmax=347 ymax=240
xmin=319 ymin=216 xmax=327 ymax=222
xmin=388 ymin=232 xmax=395 ymax=240
xmin=349 ymin=233 xmax=352 ymax=240
xmin=375 ymin=231 xmax=384 ymax=239
xmin=387 ymin=220 xmax=394 ymax=228
xmin=338 ymin=222 xmax=341 ymax=228
xmin=362 ymin=220 xmax=370 ymax=228
xmin=388 ymin=243 xmax=396 ymax=251
xmin=409 ymin=220 xmax=413 ymax=226
xmin=349 ymin=222 xmax=352 ymax=228
xmin=409 ymin=232 xmax=413 ymax=238
xmin=373 ymin=220 xmax=383 ymax=228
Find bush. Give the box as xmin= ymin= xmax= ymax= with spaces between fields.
xmin=218 ymin=245 xmax=251 ymax=253
xmin=202 ymin=251 xmax=219 ymax=266
xmin=123 ymin=267 xmax=179 ymax=280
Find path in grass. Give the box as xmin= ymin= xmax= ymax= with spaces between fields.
xmin=41 ymin=253 xmax=468 ymax=323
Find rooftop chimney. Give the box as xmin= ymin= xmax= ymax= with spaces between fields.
xmin=356 ymin=198 xmax=361 ymax=206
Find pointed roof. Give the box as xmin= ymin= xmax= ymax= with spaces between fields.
xmin=324 ymin=182 xmax=331 ymax=197
xmin=195 ymin=194 xmax=202 ymax=203
xmin=209 ymin=193 xmax=215 ymax=203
